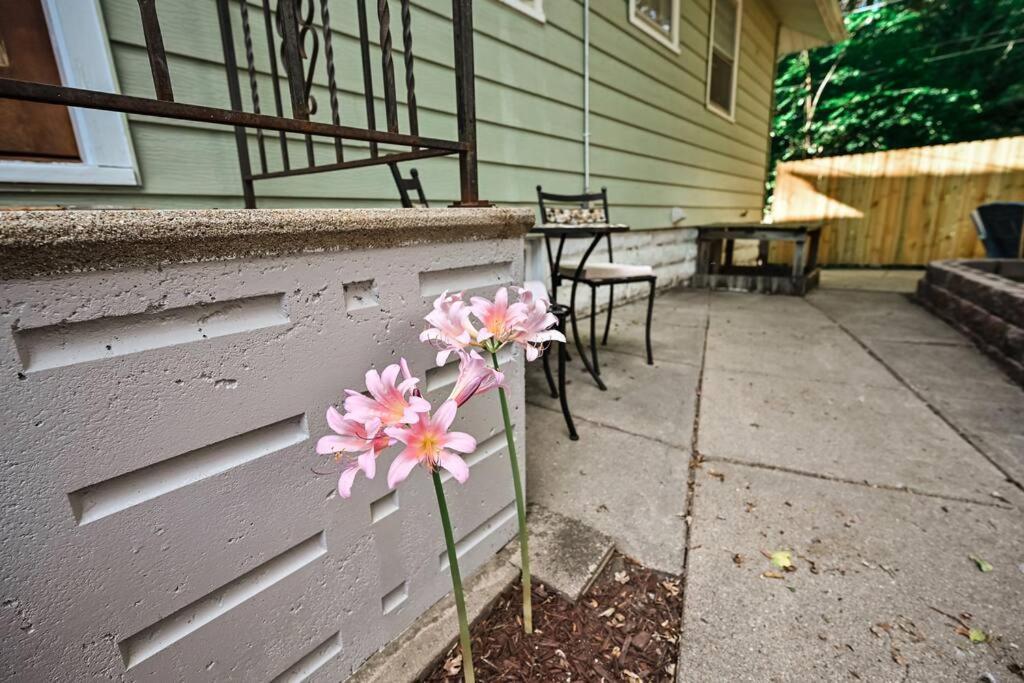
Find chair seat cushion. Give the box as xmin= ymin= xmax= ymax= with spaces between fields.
xmin=558 ymin=261 xmax=655 ymax=279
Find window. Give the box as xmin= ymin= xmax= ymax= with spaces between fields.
xmin=629 ymin=0 xmax=681 ymax=53
xmin=706 ymin=0 xmax=741 ymax=120
xmin=495 ymin=0 xmax=545 ymax=23
xmin=0 ymin=0 xmax=138 ymax=185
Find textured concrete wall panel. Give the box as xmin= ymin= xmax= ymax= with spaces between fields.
xmin=0 ymin=236 xmax=525 ymax=680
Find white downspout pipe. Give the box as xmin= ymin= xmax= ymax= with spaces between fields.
xmin=583 ymin=0 xmax=591 ymax=193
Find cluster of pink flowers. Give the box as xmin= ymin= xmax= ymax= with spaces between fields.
xmin=316 ymin=286 xmax=563 ymax=497
xmin=421 ymin=286 xmax=565 ymax=363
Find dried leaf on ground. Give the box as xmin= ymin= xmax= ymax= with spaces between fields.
xmin=766 ymin=550 xmax=794 ymax=571
xmin=969 ymin=555 xmax=994 ymax=573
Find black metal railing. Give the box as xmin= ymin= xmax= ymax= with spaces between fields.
xmin=0 ymin=0 xmax=485 ymax=208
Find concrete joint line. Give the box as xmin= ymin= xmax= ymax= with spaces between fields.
xmin=805 ymin=297 xmax=1024 ymax=493
xmin=703 ymin=455 xmax=1014 ymax=510
xmin=676 ymin=307 xmax=712 ymax=647
xmin=524 ymin=400 xmax=688 ymax=452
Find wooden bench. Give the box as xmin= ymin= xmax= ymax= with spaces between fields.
xmin=692 ymin=222 xmax=823 ymax=295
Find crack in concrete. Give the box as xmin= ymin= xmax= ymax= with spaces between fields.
xmin=675 ymin=299 xmax=712 ymax=654
xmin=806 ymin=297 xmax=1024 ymax=493
xmin=703 ymin=455 xmax=1014 ymax=510
xmin=523 ymin=399 xmax=688 ymax=452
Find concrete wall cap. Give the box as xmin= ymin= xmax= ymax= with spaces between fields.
xmin=0 ymin=207 xmax=535 ymax=279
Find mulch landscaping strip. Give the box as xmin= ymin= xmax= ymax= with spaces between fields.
xmin=421 ymin=553 xmax=683 ymax=682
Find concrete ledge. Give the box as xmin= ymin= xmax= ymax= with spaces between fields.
xmin=0 ymin=207 xmax=534 ymax=280
xmin=347 ymin=548 xmax=519 ymax=683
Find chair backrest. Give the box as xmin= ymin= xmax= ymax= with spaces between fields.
xmin=973 ymin=202 xmax=1024 ymax=258
xmin=389 ymin=164 xmax=429 ymax=208
xmin=536 ymin=186 xmax=611 ymax=226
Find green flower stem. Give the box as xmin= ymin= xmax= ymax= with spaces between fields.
xmin=490 ymin=350 xmax=533 ymax=634
xmin=432 ymin=469 xmax=476 ymax=683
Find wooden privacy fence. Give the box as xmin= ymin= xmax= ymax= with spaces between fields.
xmin=770 ymin=136 xmax=1024 ymax=266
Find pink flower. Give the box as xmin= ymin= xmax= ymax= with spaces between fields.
xmin=419 ymin=291 xmax=478 ymax=365
xmin=343 ymin=362 xmax=431 ymax=427
xmin=511 ymin=287 xmax=566 ymax=361
xmin=449 ymin=351 xmax=506 ymax=407
xmin=470 ymin=287 xmax=527 ymax=346
xmin=385 ymin=400 xmax=477 ymax=487
xmin=316 ymin=406 xmax=392 ymax=497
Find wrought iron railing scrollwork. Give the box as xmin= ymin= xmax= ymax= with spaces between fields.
xmin=0 ymin=0 xmax=486 ymax=207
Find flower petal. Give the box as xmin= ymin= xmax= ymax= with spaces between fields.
xmin=358 ymin=451 xmax=376 ymax=478
xmin=442 ymin=431 xmax=477 ymax=453
xmin=432 ymin=400 xmax=458 ymax=432
xmin=338 ymin=466 xmax=360 ymax=498
xmin=387 ymin=450 xmax=420 ymax=488
xmin=384 ymin=426 xmax=413 ymax=444
xmin=364 ymin=369 xmax=385 ymax=401
xmin=408 ymin=395 xmax=432 ymax=413
xmin=437 ymin=451 xmax=469 ymax=484
xmin=316 ymin=434 xmax=349 ymax=454
xmin=326 ymin=406 xmax=349 ymax=434
xmin=380 ymin=364 xmax=401 ymax=390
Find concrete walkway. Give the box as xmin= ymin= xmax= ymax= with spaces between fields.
xmin=525 ymin=285 xmax=1024 ymax=681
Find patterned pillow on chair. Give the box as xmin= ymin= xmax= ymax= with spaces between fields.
xmin=544 ymin=207 xmax=607 ymax=224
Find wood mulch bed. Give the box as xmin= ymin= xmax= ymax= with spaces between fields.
xmin=420 ymin=554 xmax=683 ymax=682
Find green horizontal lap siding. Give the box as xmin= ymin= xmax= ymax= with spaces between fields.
xmin=1 ymin=0 xmax=779 ymax=227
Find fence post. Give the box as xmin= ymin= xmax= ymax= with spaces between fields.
xmin=450 ymin=0 xmax=488 ymax=207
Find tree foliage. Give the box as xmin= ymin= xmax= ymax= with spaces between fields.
xmin=770 ymin=0 xmax=1024 ymax=180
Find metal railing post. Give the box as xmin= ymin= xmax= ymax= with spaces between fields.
xmin=450 ymin=0 xmax=488 ymax=206
xmin=215 ymin=0 xmax=256 ymax=208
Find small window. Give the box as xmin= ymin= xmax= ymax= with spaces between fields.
xmin=0 ymin=0 xmax=138 ymax=185
xmin=706 ymin=0 xmax=741 ymax=120
xmin=495 ymin=0 xmax=545 ymax=23
xmin=629 ymin=0 xmax=680 ymax=53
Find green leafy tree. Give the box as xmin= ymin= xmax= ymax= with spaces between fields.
xmin=768 ymin=0 xmax=1024 ymax=204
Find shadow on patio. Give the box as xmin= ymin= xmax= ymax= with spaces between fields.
xmin=524 ymin=284 xmax=1024 ymax=680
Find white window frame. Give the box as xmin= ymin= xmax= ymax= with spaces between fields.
xmin=628 ymin=0 xmax=681 ymax=53
xmin=0 ymin=0 xmax=139 ymax=186
xmin=494 ymin=0 xmax=546 ymax=23
xmin=705 ymin=0 xmax=742 ymax=122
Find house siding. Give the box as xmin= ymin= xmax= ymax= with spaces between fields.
xmin=0 ymin=0 xmax=779 ymax=227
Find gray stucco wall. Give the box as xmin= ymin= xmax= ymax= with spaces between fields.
xmin=0 ymin=208 xmax=531 ymax=680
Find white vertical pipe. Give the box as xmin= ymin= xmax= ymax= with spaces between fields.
xmin=583 ymin=0 xmax=591 ymax=193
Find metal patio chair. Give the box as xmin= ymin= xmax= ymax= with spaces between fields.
xmin=389 ymin=164 xmax=429 ymax=208
xmin=390 ymin=171 xmax=578 ymax=438
xmin=536 ymin=186 xmax=657 ymax=378
xmin=971 ymin=202 xmax=1024 ymax=258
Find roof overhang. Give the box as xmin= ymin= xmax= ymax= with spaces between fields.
xmin=768 ymin=0 xmax=848 ymax=55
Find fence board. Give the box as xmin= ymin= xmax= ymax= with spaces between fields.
xmin=770 ymin=136 xmax=1024 ymax=265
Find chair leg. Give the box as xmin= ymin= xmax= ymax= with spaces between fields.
xmin=601 ymin=284 xmax=614 ymax=345
xmin=589 ymin=285 xmax=600 ymax=376
xmin=556 ymin=310 xmax=578 ymax=440
xmin=645 ymin=278 xmax=656 ymax=365
xmin=541 ymin=344 xmax=558 ymax=398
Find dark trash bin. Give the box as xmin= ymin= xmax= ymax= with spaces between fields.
xmin=971 ymin=202 xmax=1024 ymax=258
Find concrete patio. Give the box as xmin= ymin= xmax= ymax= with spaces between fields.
xmin=525 ymin=282 xmax=1024 ymax=681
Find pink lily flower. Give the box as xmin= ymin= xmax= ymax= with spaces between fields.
xmin=316 ymin=407 xmax=392 ymax=497
xmin=385 ymin=400 xmax=477 ymax=487
xmin=470 ymin=287 xmax=528 ymax=346
xmin=343 ymin=362 xmax=431 ymax=428
xmin=511 ymin=287 xmax=566 ymax=361
xmin=449 ymin=351 xmax=506 ymax=407
xmin=419 ymin=291 xmax=478 ymax=365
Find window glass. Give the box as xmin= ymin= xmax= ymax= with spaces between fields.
xmin=708 ymin=0 xmax=740 ymax=116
